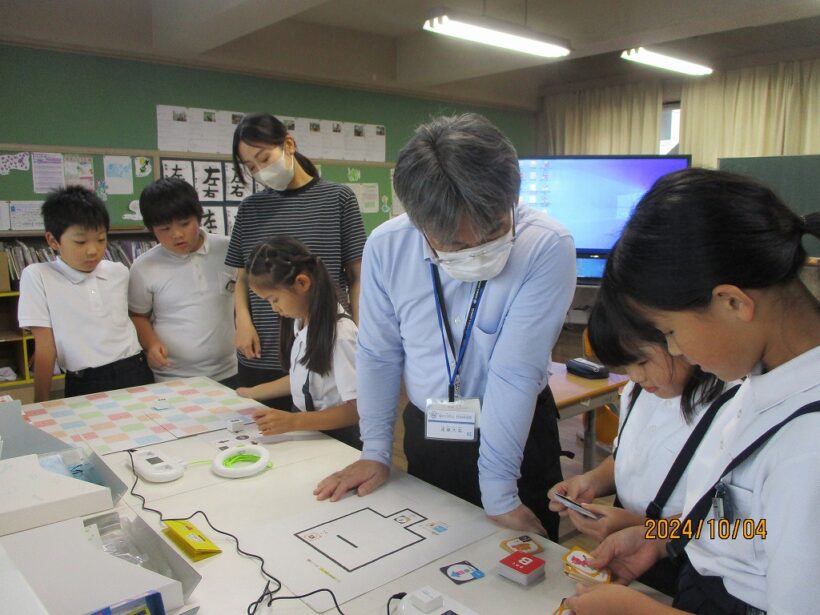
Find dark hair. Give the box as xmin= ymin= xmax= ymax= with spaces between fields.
xmin=588 ymin=272 xmax=725 ymax=422
xmin=139 ymin=178 xmax=202 ymax=231
xmin=392 ymin=113 xmax=520 ymax=245
xmin=231 ymin=112 xmax=318 ymax=184
xmin=246 ymin=236 xmax=339 ymax=375
xmin=42 ymin=185 xmax=109 ymax=240
xmin=610 ymin=168 xmax=820 ymax=312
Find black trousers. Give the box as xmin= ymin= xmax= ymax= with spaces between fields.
xmin=403 ymin=387 xmax=564 ymax=541
xmin=64 ymin=352 xmax=154 ymax=398
xmin=237 ymin=363 xmax=293 ymax=409
xmin=673 ymin=556 xmax=763 ymax=615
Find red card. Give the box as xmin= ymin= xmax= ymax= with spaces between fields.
xmin=499 ymin=551 xmax=545 ymax=575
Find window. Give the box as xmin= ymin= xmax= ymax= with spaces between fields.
xmin=659 ymin=103 xmax=681 ymax=155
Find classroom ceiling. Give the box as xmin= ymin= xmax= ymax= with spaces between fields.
xmin=1 ymin=0 xmax=819 ymax=111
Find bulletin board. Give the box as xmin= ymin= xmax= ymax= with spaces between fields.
xmin=0 ymin=147 xmax=156 ymax=230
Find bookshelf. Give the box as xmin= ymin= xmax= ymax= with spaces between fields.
xmin=0 ymin=290 xmax=63 ymax=403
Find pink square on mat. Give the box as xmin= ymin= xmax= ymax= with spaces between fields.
xmin=86 ymin=392 xmax=108 ymax=400
xmin=126 ymin=386 xmax=150 ymax=393
xmin=34 ymin=419 xmax=57 ymax=428
xmin=82 ymin=431 xmax=99 ymax=440
xmin=110 ymin=412 xmax=131 ymax=420
xmin=24 ymin=408 xmax=47 ymax=417
xmin=153 ymin=425 xmax=171 ymax=432
xmin=180 ymin=405 xmax=202 ymax=413
xmin=103 ymin=433 xmax=130 ymax=443
xmin=178 ymin=389 xmax=198 ymax=396
xmin=71 ymin=434 xmax=84 ymax=442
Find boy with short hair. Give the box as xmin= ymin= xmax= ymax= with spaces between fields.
xmin=18 ymin=186 xmax=153 ymax=401
xmin=129 ymin=178 xmax=237 ymax=384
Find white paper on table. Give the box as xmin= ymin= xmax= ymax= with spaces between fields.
xmin=31 ymin=153 xmax=64 ymax=194
xmin=364 ymin=124 xmax=386 ymax=162
xmin=344 ymin=183 xmax=379 ymax=214
xmin=103 ymin=156 xmax=134 ymax=195
xmin=243 ymin=477 xmax=496 ymax=612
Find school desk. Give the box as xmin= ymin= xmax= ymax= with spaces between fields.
xmin=549 ymin=362 xmax=628 ymax=470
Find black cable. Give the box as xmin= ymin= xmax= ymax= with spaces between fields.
xmin=387 ymin=592 xmax=407 ymax=614
xmin=123 ymin=449 xmax=349 ymax=614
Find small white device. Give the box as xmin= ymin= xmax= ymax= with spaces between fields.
xmin=399 ymin=588 xmax=478 ymax=615
xmin=226 ymin=417 xmax=244 ymax=433
xmin=211 ymin=444 xmax=270 ymax=479
xmin=132 ymin=449 xmax=185 ymax=483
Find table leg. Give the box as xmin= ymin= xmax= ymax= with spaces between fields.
xmin=583 ymin=409 xmax=596 ymax=471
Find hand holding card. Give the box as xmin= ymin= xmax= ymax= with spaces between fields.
xmin=562 ymin=546 xmax=612 ymax=585
xmin=553 ymin=493 xmax=603 ymax=520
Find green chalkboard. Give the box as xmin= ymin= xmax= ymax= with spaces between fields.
xmin=719 ymin=155 xmax=819 ymax=256
xmin=0 ymin=148 xmax=155 ymax=229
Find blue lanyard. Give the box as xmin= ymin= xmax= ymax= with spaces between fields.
xmin=430 ymin=264 xmax=486 ymax=402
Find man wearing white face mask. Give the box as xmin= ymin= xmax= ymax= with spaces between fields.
xmin=315 ymin=114 xmax=576 ymax=539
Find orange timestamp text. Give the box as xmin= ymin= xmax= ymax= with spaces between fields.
xmin=644 ymin=518 xmax=767 ymax=540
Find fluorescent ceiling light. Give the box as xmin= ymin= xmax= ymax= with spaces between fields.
xmin=621 ymin=48 xmax=713 ymax=76
xmin=423 ymin=10 xmax=570 ymax=58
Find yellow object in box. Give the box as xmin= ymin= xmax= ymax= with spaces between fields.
xmin=163 ymin=519 xmax=222 ymax=562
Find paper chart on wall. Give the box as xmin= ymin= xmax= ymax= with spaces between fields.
xmin=243 ymin=474 xmax=497 ymax=612
xmin=21 ymin=377 xmax=264 ymax=455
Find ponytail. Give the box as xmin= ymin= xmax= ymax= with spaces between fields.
xmin=246 ymin=237 xmax=339 ymax=375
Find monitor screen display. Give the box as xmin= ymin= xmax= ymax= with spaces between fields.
xmin=519 ymin=156 xmax=690 ymax=256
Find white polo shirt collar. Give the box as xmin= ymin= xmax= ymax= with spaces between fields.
xmin=52 ymin=256 xmax=109 ymax=283
xmin=159 ymin=229 xmax=210 ymax=260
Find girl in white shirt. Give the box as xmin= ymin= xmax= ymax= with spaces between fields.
xmin=237 ymin=236 xmax=360 ymax=448
xmin=565 ymin=169 xmax=820 ymax=615
xmin=549 ymin=290 xmax=731 ymax=594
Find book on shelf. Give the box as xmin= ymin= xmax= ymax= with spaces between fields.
xmin=0 ymin=239 xmax=156 ymax=282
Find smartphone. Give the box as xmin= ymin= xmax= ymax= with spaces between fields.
xmin=553 ymin=493 xmax=602 ymax=520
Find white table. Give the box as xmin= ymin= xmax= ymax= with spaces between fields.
xmin=102 ymin=428 xmax=668 ymax=614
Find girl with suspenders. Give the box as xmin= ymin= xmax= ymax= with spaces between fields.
xmin=564 ymin=169 xmax=820 ymax=614
xmin=236 ymin=237 xmax=361 ymax=449
xmin=549 ymin=284 xmax=736 ymax=595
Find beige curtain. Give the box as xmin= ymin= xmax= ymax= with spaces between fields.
xmin=680 ymin=58 xmax=820 ymax=168
xmin=539 ymin=81 xmax=663 ymax=155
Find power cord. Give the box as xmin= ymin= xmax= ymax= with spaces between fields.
xmin=124 ymin=449 xmax=345 ymax=614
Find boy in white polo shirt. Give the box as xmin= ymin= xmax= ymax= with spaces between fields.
xmin=18 ymin=186 xmax=153 ymax=401
xmin=128 ymin=178 xmax=237 ymax=384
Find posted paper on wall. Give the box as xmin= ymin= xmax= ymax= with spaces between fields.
xmin=103 ymin=156 xmax=134 ymax=195
xmin=31 ymin=153 xmax=65 ymax=194
xmin=345 ymin=182 xmax=379 ymax=214
xmin=9 ymin=201 xmax=45 ymax=230
xmin=63 ymin=154 xmax=95 ymax=191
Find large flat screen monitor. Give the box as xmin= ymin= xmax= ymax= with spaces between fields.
xmin=518 ymin=155 xmax=690 ymax=283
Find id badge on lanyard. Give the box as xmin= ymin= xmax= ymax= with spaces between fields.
xmin=425 ymin=264 xmax=485 ymax=442
xmin=425 ymin=397 xmax=481 ymax=441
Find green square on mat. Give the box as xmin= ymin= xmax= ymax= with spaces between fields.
xmin=77 ymin=410 xmax=104 ymax=419
xmin=121 ymin=422 xmax=148 ymax=432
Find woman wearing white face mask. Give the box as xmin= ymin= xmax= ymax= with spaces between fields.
xmin=226 ymin=113 xmax=367 ymax=400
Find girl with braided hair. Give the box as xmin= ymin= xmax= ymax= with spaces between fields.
xmin=236 ymin=236 xmax=361 ymax=449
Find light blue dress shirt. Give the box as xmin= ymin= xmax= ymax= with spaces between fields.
xmin=357 ymin=204 xmax=576 ymax=515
